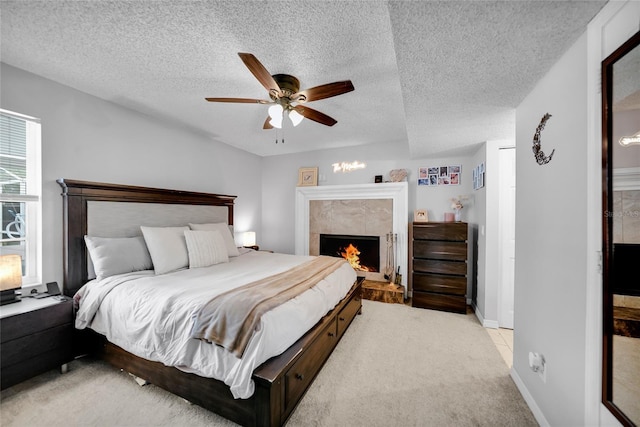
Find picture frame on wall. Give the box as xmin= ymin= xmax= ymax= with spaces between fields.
xmin=414 ymin=209 xmax=428 ymax=222
xmin=473 ymin=162 xmax=485 ymax=190
xmin=297 ymin=167 xmax=318 ymax=186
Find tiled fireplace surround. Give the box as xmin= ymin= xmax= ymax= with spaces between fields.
xmin=295 ymin=183 xmax=408 ymax=295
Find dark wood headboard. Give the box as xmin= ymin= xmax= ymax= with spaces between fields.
xmin=57 ymin=179 xmax=236 ymax=297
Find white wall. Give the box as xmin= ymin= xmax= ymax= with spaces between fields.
xmin=512 ymin=3 xmax=640 ymax=426
xmin=261 ymin=142 xmax=477 ymax=254
xmin=0 ymin=63 xmax=263 ymax=293
xmin=470 ymin=144 xmax=487 ymax=315
xmin=513 ymin=30 xmax=591 ymax=426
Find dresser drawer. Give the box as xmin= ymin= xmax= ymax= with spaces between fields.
xmin=413 ymin=240 xmax=467 ymax=261
xmin=412 ymin=291 xmax=466 ymax=313
xmin=413 ymin=259 xmax=467 ymax=276
xmin=1 ymin=301 xmax=73 ymax=343
xmin=413 ymin=273 xmax=466 ymax=295
xmin=284 ymin=318 xmax=338 ymax=413
xmin=412 ymin=223 xmax=468 ymax=241
xmin=1 ymin=323 xmax=73 ymax=368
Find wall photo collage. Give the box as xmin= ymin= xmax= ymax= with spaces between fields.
xmin=418 ymin=165 xmax=461 ymax=186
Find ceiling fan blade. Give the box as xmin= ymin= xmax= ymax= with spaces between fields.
xmin=263 ymin=116 xmax=273 ymax=130
xmin=294 ymin=80 xmax=354 ymax=103
xmin=205 ymin=97 xmax=271 ymax=104
xmin=238 ymin=52 xmax=282 ymax=97
xmin=292 ymin=105 xmax=338 ymax=127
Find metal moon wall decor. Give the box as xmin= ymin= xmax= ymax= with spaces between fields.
xmin=532 ymin=113 xmax=555 ymax=165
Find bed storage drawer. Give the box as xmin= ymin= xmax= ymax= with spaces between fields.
xmin=337 ymin=292 xmax=361 ymax=338
xmin=284 ymin=317 xmax=338 ymax=414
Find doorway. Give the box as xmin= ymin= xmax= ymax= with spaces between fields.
xmin=498 ymin=147 xmax=516 ymax=329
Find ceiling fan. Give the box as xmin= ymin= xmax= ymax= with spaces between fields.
xmin=205 ymin=53 xmax=354 ymax=129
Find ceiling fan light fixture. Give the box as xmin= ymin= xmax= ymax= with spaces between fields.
xmin=289 ymin=109 xmax=304 ymax=127
xmin=268 ymin=104 xmax=283 ymax=120
xmin=268 ymin=104 xmax=283 ymax=128
xmin=206 ymin=53 xmax=353 ymax=130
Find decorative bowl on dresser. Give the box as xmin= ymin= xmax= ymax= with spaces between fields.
xmin=0 ymin=296 xmax=74 ymax=389
xmin=409 ymin=222 xmax=468 ymax=314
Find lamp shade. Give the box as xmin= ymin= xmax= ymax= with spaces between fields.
xmin=289 ymin=109 xmax=304 ymax=127
xmin=268 ymin=104 xmax=283 ymax=128
xmin=0 ymin=254 xmax=22 ymax=291
xmin=242 ymin=231 xmax=256 ymax=247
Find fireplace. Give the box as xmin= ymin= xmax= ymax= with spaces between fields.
xmin=320 ymin=234 xmax=380 ymax=273
xmin=295 ymin=182 xmax=408 ymax=295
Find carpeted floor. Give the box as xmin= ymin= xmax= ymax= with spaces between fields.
xmin=0 ymin=300 xmax=538 ymax=426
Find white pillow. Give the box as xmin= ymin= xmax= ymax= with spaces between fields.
xmin=84 ymin=236 xmax=153 ymax=280
xmin=188 ymin=223 xmax=240 ymax=257
xmin=184 ymin=230 xmax=229 ymax=268
xmin=140 ymin=226 xmax=190 ymax=275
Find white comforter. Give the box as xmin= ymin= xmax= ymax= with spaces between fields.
xmin=74 ymin=250 xmax=356 ymax=399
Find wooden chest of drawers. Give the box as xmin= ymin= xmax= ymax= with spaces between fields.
xmin=410 ymin=222 xmax=468 ymax=313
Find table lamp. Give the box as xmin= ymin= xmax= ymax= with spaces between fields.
xmin=0 ymin=254 xmax=22 ymax=305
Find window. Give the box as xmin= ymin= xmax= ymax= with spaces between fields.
xmin=0 ymin=109 xmax=42 ymax=286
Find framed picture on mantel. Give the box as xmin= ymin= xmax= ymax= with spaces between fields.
xmin=297 ymin=167 xmax=318 ymax=186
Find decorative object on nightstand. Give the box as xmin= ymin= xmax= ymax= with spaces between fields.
xmin=409 ymin=222 xmax=468 ymax=314
xmin=238 ymin=231 xmax=260 ymax=250
xmin=0 ymin=254 xmax=22 ymax=306
xmin=297 ymin=167 xmax=318 ymax=186
xmin=0 ymin=297 xmax=74 ymax=389
xmin=240 ymin=231 xmax=256 ymax=247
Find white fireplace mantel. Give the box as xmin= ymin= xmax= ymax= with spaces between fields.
xmin=295 ymin=182 xmax=409 ymax=293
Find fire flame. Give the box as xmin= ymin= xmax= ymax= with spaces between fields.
xmin=340 ymin=243 xmax=373 ymax=272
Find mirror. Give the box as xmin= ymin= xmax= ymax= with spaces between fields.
xmin=602 ymin=30 xmax=640 ymax=427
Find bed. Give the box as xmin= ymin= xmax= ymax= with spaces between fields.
xmin=58 ymin=179 xmax=363 ymax=426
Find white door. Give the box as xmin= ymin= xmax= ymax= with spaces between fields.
xmin=498 ymin=147 xmax=516 ymax=329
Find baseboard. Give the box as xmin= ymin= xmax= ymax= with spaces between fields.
xmin=472 ymin=301 xmax=499 ymax=328
xmin=510 ymin=367 xmax=550 ymax=427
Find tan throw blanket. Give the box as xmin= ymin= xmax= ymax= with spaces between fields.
xmin=190 ymin=256 xmax=347 ymax=358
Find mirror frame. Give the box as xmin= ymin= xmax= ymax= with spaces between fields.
xmin=601 ymin=29 xmax=640 ymax=427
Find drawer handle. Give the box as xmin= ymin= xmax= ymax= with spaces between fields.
xmin=339 ymin=316 xmax=345 ymax=321
xmin=328 ymin=332 xmax=335 ymax=337
xmin=295 ymin=373 xmax=304 ymax=381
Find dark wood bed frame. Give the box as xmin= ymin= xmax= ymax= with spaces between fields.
xmin=57 ymin=179 xmax=362 ymax=426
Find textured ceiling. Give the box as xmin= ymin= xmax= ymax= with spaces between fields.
xmin=1 ymin=1 xmax=606 ymax=158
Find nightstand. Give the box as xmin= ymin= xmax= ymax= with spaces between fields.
xmin=0 ymin=296 xmax=74 ymax=389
